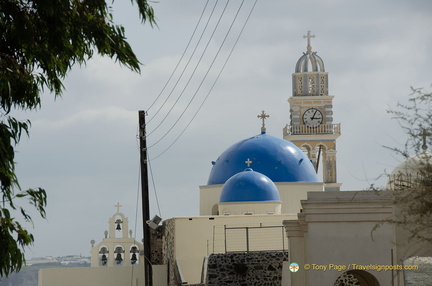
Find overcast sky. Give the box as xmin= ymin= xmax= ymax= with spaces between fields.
xmin=11 ymin=0 xmax=432 ymax=258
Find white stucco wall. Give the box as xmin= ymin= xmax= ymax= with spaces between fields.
xmin=284 ymin=191 xmax=399 ymax=286
xmin=200 ymin=182 xmax=324 ymax=216
xmin=218 ymin=201 xmax=282 ymax=215
xmin=170 ymin=214 xmax=297 ymax=284
xmin=38 ymin=265 xmax=167 ymax=286
xmin=277 ymin=182 xmax=323 ymax=214
xmin=304 ymin=221 xmax=394 ymax=285
xmin=199 ymin=184 xmax=223 ymax=215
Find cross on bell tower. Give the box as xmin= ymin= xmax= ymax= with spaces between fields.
xmin=258 ymin=110 xmax=269 ymax=133
xmin=115 ymin=202 xmax=123 ymax=213
xmin=303 ymin=30 xmax=315 ymax=53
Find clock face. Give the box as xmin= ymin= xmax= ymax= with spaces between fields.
xmin=302 ymin=108 xmax=323 ymax=128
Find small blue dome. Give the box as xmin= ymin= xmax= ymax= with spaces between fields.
xmin=208 ymin=133 xmax=318 ymax=185
xmin=220 ymin=169 xmax=281 ymax=203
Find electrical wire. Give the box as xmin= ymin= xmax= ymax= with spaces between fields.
xmin=130 ymin=128 xmax=161 ymax=286
xmin=129 ymin=6 xmax=226 ymax=281
xmin=134 ymin=123 xmax=162 ymax=219
xmin=147 ymin=0 xmax=219 ymax=125
xmin=146 ymin=0 xmax=211 ymax=119
xmin=130 ymin=159 xmax=142 ymax=286
xmin=147 ymin=151 xmax=162 ymax=217
xmin=150 ymin=0 xmax=258 ymax=160
xmin=147 ymin=0 xmax=228 ymax=137
xmin=147 ymin=0 xmax=242 ymax=149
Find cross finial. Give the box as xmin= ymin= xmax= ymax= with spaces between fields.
xmin=303 ymin=30 xmax=315 ymax=53
xmin=257 ymin=110 xmax=270 ymax=133
xmin=114 ymin=202 xmax=123 ymax=213
xmin=420 ymin=128 xmax=430 ymax=152
xmin=245 ymin=158 xmax=253 ymax=167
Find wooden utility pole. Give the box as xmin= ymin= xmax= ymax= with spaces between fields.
xmin=139 ymin=110 xmax=152 ymax=286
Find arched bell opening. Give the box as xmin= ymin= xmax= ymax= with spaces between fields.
xmin=114 ymin=215 xmax=123 ymax=238
xmin=300 ymin=144 xmax=312 ymax=158
xmin=114 ymin=245 xmax=125 ymax=266
xmin=130 ymin=245 xmax=140 ymax=265
xmin=314 ymin=143 xmax=328 ymax=181
xmin=98 ymin=246 xmax=109 ymax=266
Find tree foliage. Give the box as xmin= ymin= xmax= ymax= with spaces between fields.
xmin=386 ymin=86 xmax=432 ymax=244
xmin=0 ymin=0 xmax=155 ymax=277
xmin=388 ymin=86 xmax=432 ymax=156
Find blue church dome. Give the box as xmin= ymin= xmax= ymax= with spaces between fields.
xmin=208 ymin=132 xmax=318 ymax=185
xmin=220 ymin=168 xmax=281 ymax=203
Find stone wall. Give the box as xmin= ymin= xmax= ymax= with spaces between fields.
xmin=206 ymin=251 xmax=288 ymax=286
xmin=150 ymin=226 xmax=164 ymax=265
xmin=162 ymin=219 xmax=176 ymax=285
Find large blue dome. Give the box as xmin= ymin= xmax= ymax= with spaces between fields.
xmin=208 ymin=132 xmax=318 ymax=185
xmin=220 ymin=168 xmax=280 ymax=203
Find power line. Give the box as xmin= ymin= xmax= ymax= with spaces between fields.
xmin=150 ymin=0 xmax=258 ymax=160
xmin=147 ymin=0 xmax=242 ymax=149
xmin=146 ymin=0 xmax=211 ymax=120
xmin=147 ymin=151 xmax=162 ymax=217
xmin=134 ymin=124 xmax=162 ymax=218
xmin=147 ymin=0 xmax=218 ymax=125
xmin=128 ymin=2 xmax=259 ymax=283
xmin=147 ymin=0 xmax=227 ymax=137
xmin=130 ymin=159 xmax=142 ymax=286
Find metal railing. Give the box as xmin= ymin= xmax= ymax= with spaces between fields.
xmin=284 ymin=123 xmax=341 ymax=136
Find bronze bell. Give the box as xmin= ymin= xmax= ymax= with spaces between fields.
xmin=131 ymin=253 xmax=137 ymax=264
xmin=115 ymin=219 xmax=122 ymax=231
xmin=115 ymin=253 xmax=123 ymax=264
xmin=101 ymin=254 xmax=107 ymax=265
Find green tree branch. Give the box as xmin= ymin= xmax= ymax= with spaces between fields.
xmin=385 ymin=85 xmax=432 ymax=244
xmin=0 ymin=0 xmax=155 ymax=276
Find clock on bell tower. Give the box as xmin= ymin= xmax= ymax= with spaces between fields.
xmin=283 ymin=31 xmax=341 ymax=191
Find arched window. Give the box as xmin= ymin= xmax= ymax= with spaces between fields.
xmin=211 ymin=204 xmax=219 ymax=215
xmin=334 ymin=270 xmax=379 ymax=286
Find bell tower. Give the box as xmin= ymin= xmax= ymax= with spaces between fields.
xmin=90 ymin=202 xmax=144 ymax=267
xmin=283 ymin=31 xmax=341 ymax=191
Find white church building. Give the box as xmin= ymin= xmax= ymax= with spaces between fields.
xmin=38 ymin=32 xmax=432 ymax=286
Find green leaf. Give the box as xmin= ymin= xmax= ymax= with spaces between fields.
xmin=0 ymin=0 xmax=155 ymax=276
